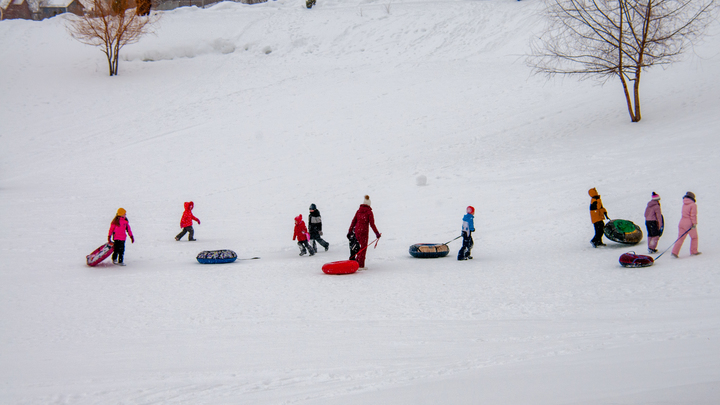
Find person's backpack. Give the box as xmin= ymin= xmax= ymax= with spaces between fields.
xmin=348 ymin=233 xmax=360 ymax=260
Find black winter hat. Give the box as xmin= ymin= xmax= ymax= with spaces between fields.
xmin=309 ymin=203 xmax=317 ymax=210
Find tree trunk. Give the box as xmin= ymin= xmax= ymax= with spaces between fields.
xmin=111 ymin=38 xmax=120 ymax=76
xmin=619 ymin=74 xmax=639 ymax=122
xmin=632 ymin=69 xmax=642 ymax=122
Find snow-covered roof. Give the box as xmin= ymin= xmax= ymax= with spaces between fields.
xmin=1 ymin=0 xmax=17 ymax=10
xmin=39 ymin=0 xmax=75 ymax=7
xmin=26 ymin=0 xmax=39 ymax=11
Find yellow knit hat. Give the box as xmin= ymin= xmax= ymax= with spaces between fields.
xmin=117 ymin=208 xmax=126 ymax=216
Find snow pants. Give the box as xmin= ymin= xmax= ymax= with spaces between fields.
xmin=591 ymin=221 xmax=605 ymax=246
xmin=298 ymin=240 xmax=315 ymax=256
xmin=645 ymin=220 xmax=662 ymax=251
xmin=310 ymin=232 xmax=329 ymax=252
xmin=112 ymin=239 xmax=125 ymax=263
xmin=457 ymin=232 xmax=474 ymax=260
xmin=176 ymin=226 xmax=195 ymax=241
xmin=672 ymin=222 xmax=699 ymax=256
xmin=354 ymin=233 xmax=369 ymax=268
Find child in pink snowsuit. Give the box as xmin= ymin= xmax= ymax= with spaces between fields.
xmin=108 ymin=208 xmax=134 ymax=265
xmin=671 ymin=191 xmax=700 ymax=257
xmin=644 ymin=192 xmax=663 ymax=253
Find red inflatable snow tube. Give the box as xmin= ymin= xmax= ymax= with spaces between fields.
xmin=322 ymin=260 xmax=359 ymax=275
xmin=619 ymin=251 xmax=654 ymax=268
xmin=87 ymin=242 xmax=114 ymax=267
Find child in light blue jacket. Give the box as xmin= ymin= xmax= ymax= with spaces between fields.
xmin=458 ymin=206 xmax=475 ymax=260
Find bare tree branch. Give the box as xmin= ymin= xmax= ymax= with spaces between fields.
xmin=66 ymin=0 xmax=158 ymax=76
xmin=528 ymin=0 xmax=716 ymax=122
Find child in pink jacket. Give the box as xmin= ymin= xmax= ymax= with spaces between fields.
xmin=671 ymin=192 xmax=700 ymax=257
xmin=293 ymin=214 xmax=315 ymax=256
xmin=108 ymin=208 xmax=135 ymax=266
xmin=644 ymin=192 xmax=663 ymax=253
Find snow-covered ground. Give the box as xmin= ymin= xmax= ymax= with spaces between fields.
xmin=1 ymin=0 xmax=720 ymax=403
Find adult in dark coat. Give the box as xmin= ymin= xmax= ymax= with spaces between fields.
xmin=308 ymin=203 xmax=329 ymax=252
xmin=347 ymin=195 xmax=381 ymax=269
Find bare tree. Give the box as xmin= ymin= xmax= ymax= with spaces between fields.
xmin=528 ymin=0 xmax=716 ymax=122
xmin=67 ymin=0 xmax=158 ymax=76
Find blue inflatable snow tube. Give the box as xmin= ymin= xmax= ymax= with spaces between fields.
xmin=409 ymin=243 xmax=450 ymax=258
xmin=197 ymin=250 xmax=237 ymax=264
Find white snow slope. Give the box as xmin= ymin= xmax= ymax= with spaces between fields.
xmin=1 ymin=0 xmax=720 ymax=404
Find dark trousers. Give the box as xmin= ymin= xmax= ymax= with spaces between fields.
xmin=298 ymin=240 xmax=315 ymax=255
xmin=112 ymin=239 xmax=126 ymax=263
xmin=176 ymin=226 xmax=195 ymax=241
xmin=457 ymin=232 xmax=474 ymax=260
xmin=645 ymin=220 xmax=663 ymax=237
xmin=310 ymin=234 xmax=329 ymax=251
xmin=591 ymin=221 xmax=605 ymax=245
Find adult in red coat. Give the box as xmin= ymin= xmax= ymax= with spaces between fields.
xmin=347 ymin=195 xmax=381 ymax=269
xmin=176 ymin=201 xmax=200 ymax=241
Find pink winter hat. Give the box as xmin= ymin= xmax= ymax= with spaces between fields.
xmin=651 ymin=192 xmax=660 ymax=201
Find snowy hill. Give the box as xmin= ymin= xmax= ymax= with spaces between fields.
xmin=1 ymin=0 xmax=720 ymax=403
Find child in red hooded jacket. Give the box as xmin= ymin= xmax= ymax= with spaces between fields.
xmin=293 ymin=214 xmax=315 ymax=256
xmin=175 ymin=201 xmax=201 ymax=241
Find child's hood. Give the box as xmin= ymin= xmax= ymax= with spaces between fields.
xmin=185 ymin=201 xmax=194 ymax=211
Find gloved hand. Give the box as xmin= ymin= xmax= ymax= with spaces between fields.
xmin=108 ymin=237 xmax=112 ymax=243
xmin=130 ymin=236 xmax=135 ymax=243
xmin=376 ymin=233 xmax=382 ymax=239
xmin=692 ymin=224 xmax=697 ymax=229
xmin=319 ymin=231 xmax=323 ymax=236
xmin=198 ymin=220 xmax=201 ymax=225
xmin=347 ymin=233 xmax=353 ymax=239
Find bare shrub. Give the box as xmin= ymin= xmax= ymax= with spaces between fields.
xmin=67 ymin=0 xmax=158 ymax=76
